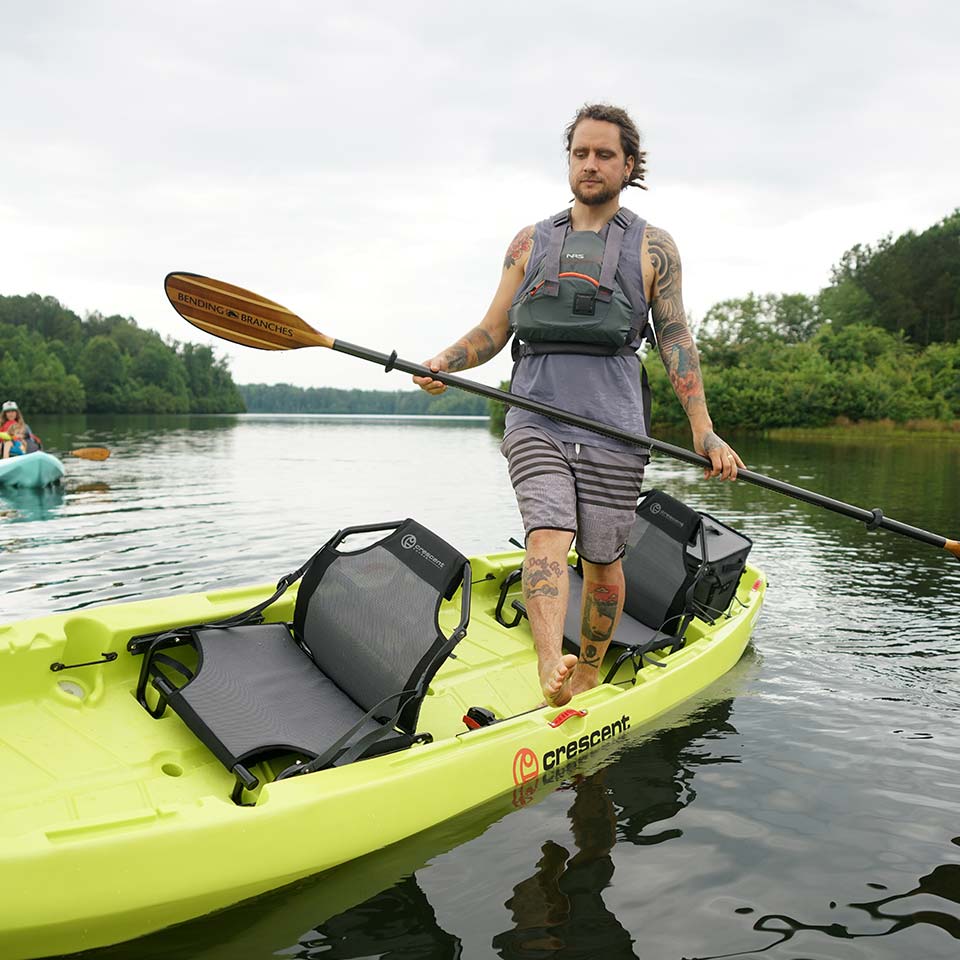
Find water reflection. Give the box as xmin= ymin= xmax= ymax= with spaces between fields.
xmin=690 ymin=852 xmax=960 ymax=958
xmin=291 ymin=877 xmax=463 ymax=959
xmin=0 ymin=483 xmax=65 ymax=523
xmin=493 ymin=770 xmax=638 ymax=959
xmin=493 ymin=699 xmax=736 ymax=958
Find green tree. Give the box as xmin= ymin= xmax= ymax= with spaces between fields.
xmin=0 ymin=294 xmax=247 ymax=414
xmin=821 ymin=209 xmax=960 ymax=345
xmin=78 ymin=336 xmax=127 ymax=412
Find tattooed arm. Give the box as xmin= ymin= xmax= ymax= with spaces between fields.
xmin=413 ymin=225 xmax=534 ymax=395
xmin=647 ymin=226 xmax=744 ymax=480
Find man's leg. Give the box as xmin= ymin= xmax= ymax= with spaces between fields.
xmin=501 ymin=427 xmax=581 ymax=706
xmin=523 ymin=528 xmax=580 ymax=706
xmin=568 ymin=557 xmax=626 ymax=697
xmin=566 ymin=442 xmax=646 ymax=696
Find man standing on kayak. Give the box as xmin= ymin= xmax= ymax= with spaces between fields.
xmin=415 ymin=103 xmax=743 ymax=707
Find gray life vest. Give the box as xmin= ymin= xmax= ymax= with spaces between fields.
xmin=509 ymin=207 xmax=653 ymax=359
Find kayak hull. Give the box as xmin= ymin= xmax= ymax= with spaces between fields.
xmin=0 ymin=549 xmax=765 ymax=958
xmin=0 ymin=451 xmax=65 ymax=488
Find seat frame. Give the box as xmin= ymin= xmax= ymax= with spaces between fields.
xmin=131 ymin=519 xmax=471 ymax=802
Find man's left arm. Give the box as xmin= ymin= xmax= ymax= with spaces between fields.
xmin=647 ymin=226 xmax=743 ymax=480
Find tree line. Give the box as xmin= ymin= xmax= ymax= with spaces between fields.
xmin=239 ymin=382 xmax=487 ymax=416
xmin=0 ymin=294 xmax=244 ymax=414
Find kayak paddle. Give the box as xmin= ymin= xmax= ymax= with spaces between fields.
xmin=67 ymin=447 xmax=111 ymax=461
xmin=163 ymin=271 xmax=960 ymax=562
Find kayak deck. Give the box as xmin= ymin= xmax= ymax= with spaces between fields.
xmin=0 ymin=548 xmax=764 ymax=958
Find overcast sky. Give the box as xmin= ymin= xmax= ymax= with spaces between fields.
xmin=2 ymin=0 xmax=957 ymax=392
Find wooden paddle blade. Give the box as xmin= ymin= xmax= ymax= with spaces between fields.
xmin=164 ymin=273 xmax=333 ymax=351
xmin=946 ymin=538 xmax=960 ymax=560
xmin=68 ymin=447 xmax=111 ymax=461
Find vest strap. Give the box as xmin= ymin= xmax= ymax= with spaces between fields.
xmin=596 ymin=220 xmax=624 ymax=304
xmin=542 ymin=209 xmax=571 ymax=298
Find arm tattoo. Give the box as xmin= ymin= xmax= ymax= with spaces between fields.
xmin=648 ymin=227 xmax=707 ymax=416
xmin=443 ymin=326 xmax=500 ymax=372
xmin=581 ymin=583 xmax=620 ymax=660
xmin=523 ymin=556 xmax=564 ymax=600
xmin=701 ymin=432 xmax=724 ymax=453
xmin=503 ymin=225 xmax=535 ymax=270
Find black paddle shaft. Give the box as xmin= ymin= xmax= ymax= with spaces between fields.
xmin=333 ymin=339 xmax=956 ymax=556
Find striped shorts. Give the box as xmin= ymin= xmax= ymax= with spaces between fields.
xmin=500 ymin=426 xmax=646 ymax=565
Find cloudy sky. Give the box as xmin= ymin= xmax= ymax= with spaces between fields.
xmin=2 ymin=0 xmax=957 ymax=392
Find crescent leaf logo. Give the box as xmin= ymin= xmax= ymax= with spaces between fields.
xmin=512 ymin=747 xmax=539 ymax=785
xmin=401 ymin=534 xmax=417 ymax=550
xmin=650 ymin=502 xmax=662 ymax=515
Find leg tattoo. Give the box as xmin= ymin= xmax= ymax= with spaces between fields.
xmin=524 ymin=555 xmax=564 ymax=600
xmin=580 ymin=583 xmax=620 ymax=666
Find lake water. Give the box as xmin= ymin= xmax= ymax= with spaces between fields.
xmin=3 ymin=414 xmax=960 ymax=959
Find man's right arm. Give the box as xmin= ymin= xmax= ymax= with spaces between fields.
xmin=414 ymin=225 xmax=535 ymax=394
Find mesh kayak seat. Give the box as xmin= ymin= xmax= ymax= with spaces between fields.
xmin=133 ymin=519 xmax=471 ymax=802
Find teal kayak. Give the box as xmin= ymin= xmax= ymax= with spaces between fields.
xmin=0 ymin=452 xmax=65 ymax=488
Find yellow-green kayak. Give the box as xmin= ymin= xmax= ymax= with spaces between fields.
xmin=0 ymin=547 xmax=764 ymax=958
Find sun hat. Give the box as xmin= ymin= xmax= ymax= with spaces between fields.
xmin=1 ymin=401 xmax=18 ymax=413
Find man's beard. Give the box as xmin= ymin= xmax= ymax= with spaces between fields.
xmin=572 ymin=180 xmax=621 ymax=206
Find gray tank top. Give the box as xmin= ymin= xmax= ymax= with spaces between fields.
xmin=505 ymin=211 xmax=651 ymax=456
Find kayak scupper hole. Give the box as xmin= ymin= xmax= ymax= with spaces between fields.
xmin=56 ymin=680 xmax=87 ymax=700
xmin=161 ymin=762 xmax=184 ymax=778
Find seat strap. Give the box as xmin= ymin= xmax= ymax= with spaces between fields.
xmin=213 ymin=550 xmax=321 ymax=629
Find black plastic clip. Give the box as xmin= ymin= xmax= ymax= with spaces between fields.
xmin=384 ymin=350 xmax=397 ymax=373
xmin=50 ymin=651 xmax=118 ymax=672
xmin=866 ymin=507 xmax=884 ymax=531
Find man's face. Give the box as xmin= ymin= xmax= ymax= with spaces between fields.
xmin=568 ymin=118 xmax=634 ymax=207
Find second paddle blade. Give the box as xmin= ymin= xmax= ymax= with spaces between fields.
xmin=164 ymin=273 xmax=332 ymax=351
xmin=69 ymin=447 xmax=111 ymax=461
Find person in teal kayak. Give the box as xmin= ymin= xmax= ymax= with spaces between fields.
xmin=1 ymin=401 xmax=27 ymax=458
xmin=415 ymin=103 xmax=744 ymax=708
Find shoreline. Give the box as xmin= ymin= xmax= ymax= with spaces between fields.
xmin=646 ymin=417 xmax=960 ymax=446
xmin=761 ymin=418 xmax=960 ymax=442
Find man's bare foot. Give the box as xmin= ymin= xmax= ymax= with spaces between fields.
xmin=541 ymin=654 xmax=579 ymax=707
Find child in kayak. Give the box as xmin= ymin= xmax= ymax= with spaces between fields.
xmin=1 ymin=401 xmax=27 ymax=458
